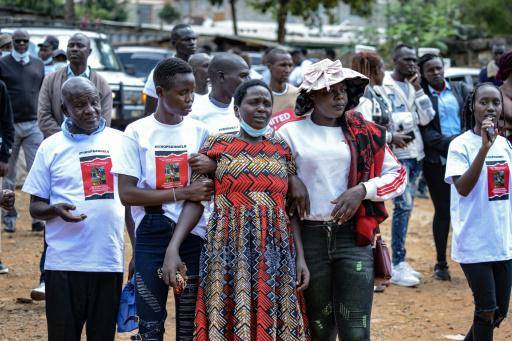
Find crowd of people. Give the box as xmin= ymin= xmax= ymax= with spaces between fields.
xmin=0 ymin=23 xmax=511 ymax=341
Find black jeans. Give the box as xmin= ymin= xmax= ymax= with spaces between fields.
xmin=134 ymin=211 xmax=203 ymax=341
xmin=423 ymin=161 xmax=451 ymax=265
xmin=45 ymin=270 xmax=123 ymax=341
xmin=302 ymin=220 xmax=374 ymax=341
xmin=461 ymin=260 xmax=512 ymax=341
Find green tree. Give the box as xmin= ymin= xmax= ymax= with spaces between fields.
xmin=249 ymin=0 xmax=374 ymax=44
xmin=210 ymin=0 xmax=239 ymax=36
xmin=0 ymin=0 xmax=64 ymax=17
xmin=76 ymin=0 xmax=128 ymax=22
xmin=383 ymin=0 xmax=462 ymax=52
xmin=456 ymin=0 xmax=512 ymax=36
xmin=158 ymin=3 xmax=181 ymax=24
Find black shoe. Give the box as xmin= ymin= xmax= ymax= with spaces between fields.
xmin=31 ymin=221 xmax=45 ymax=232
xmin=433 ymin=263 xmax=451 ymax=281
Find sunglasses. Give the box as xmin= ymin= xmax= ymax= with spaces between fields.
xmin=14 ymin=39 xmax=29 ymax=44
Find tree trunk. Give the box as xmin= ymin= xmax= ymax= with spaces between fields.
xmin=276 ymin=0 xmax=288 ymax=44
xmin=230 ymin=0 xmax=238 ymax=36
xmin=65 ymin=0 xmax=75 ymax=23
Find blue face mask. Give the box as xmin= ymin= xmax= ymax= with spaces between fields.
xmin=239 ymin=117 xmax=271 ymax=137
xmin=1 ymin=51 xmax=10 ymax=57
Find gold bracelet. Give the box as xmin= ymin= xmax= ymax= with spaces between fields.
xmin=172 ymin=187 xmax=177 ymax=202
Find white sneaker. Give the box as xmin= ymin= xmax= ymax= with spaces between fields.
xmin=402 ymin=261 xmax=422 ymax=279
xmin=391 ymin=263 xmax=420 ymax=287
xmin=30 ymin=282 xmax=45 ymax=301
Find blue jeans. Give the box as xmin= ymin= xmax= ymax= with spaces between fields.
xmin=134 ymin=211 xmax=203 ymax=341
xmin=391 ymin=158 xmax=422 ymax=266
xmin=302 ymin=221 xmax=374 ymax=341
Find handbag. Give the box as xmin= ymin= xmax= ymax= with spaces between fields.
xmin=117 ymin=276 xmax=138 ymax=333
xmin=373 ymin=229 xmax=392 ymax=280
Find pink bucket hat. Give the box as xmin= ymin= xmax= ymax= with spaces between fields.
xmin=295 ymin=59 xmax=369 ymax=116
xmin=299 ymin=58 xmax=369 ymax=92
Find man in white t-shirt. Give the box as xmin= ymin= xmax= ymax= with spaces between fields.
xmin=22 ymin=78 xmax=128 ymax=341
xmin=143 ymin=24 xmax=197 ymax=115
xmin=189 ymin=52 xmax=250 ymax=135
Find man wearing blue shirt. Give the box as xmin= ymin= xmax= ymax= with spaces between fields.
xmin=418 ymin=53 xmax=470 ymax=281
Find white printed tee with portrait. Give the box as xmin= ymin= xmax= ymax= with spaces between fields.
xmin=189 ymin=94 xmax=240 ymax=135
xmin=22 ymin=127 xmax=125 ymax=273
xmin=111 ymin=114 xmax=209 ymax=238
xmin=445 ymin=131 xmax=512 ymax=264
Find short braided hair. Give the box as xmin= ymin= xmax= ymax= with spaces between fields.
xmin=351 ymin=52 xmax=382 ymax=84
xmin=461 ymin=82 xmax=503 ymax=131
xmin=153 ymin=57 xmax=193 ymax=91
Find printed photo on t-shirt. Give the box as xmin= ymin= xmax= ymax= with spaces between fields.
xmin=79 ymin=152 xmax=114 ymax=200
xmin=155 ymin=146 xmax=189 ymax=189
xmin=486 ymin=160 xmax=510 ymax=201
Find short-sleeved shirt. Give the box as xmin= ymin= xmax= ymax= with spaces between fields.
xmin=189 ymin=95 xmax=240 ymax=135
xmin=111 ymin=115 xmax=209 ymax=238
xmin=22 ymin=127 xmax=125 ymax=272
xmin=445 ymin=131 xmax=512 ymax=263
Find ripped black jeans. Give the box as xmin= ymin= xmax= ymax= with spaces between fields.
xmin=461 ymin=260 xmax=512 ymax=341
xmin=302 ymin=220 xmax=374 ymax=341
xmin=133 ymin=211 xmax=203 ymax=341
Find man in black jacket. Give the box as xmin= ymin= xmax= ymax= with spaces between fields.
xmin=0 ymin=78 xmax=14 ymax=273
xmin=0 ymin=29 xmax=44 ymax=233
xmin=418 ymin=53 xmax=470 ymax=281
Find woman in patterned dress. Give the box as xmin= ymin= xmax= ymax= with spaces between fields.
xmin=161 ymin=79 xmax=310 ymax=340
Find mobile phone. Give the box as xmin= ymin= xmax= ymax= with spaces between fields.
xmin=486 ymin=127 xmax=495 ymax=140
xmin=406 ymin=131 xmax=416 ymax=141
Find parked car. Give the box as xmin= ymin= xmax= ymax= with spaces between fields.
xmin=115 ymin=46 xmax=174 ymax=81
xmin=444 ymin=67 xmax=480 ymax=90
xmin=1 ymin=27 xmax=146 ymax=130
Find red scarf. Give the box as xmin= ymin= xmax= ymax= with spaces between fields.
xmin=342 ymin=110 xmax=389 ymax=246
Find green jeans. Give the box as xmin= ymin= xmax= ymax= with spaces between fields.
xmin=302 ymin=221 xmax=374 ymax=341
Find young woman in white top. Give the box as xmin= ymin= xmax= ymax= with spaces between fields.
xmin=277 ymin=59 xmax=407 ymax=340
xmin=112 ymin=58 xmax=215 ymax=341
xmin=445 ymin=83 xmax=512 ymax=341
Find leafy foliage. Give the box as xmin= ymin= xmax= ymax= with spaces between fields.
xmin=76 ymin=0 xmax=128 ymax=22
xmin=158 ymin=3 xmax=181 ymax=24
xmin=249 ymin=0 xmax=374 ymax=43
xmin=0 ymin=0 xmax=64 ymax=16
xmin=456 ymin=0 xmax=512 ymax=36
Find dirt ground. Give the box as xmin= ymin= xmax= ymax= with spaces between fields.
xmin=0 ymin=190 xmax=511 ymax=340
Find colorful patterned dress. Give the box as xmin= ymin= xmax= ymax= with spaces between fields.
xmin=194 ymin=134 xmax=309 ymax=341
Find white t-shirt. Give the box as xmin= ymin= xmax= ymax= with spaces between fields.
xmin=143 ymin=68 xmax=157 ymax=98
xmin=111 ymin=115 xmax=209 ymax=238
xmin=277 ymin=115 xmax=350 ymax=220
xmin=22 ymin=127 xmax=125 ymax=272
xmin=445 ymin=131 xmax=512 ymax=264
xmin=143 ymin=67 xmax=211 ymax=105
xmin=278 ymin=115 xmax=407 ymax=221
xmin=189 ymin=95 xmax=240 ymax=135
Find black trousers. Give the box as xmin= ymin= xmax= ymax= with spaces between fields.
xmin=423 ymin=161 xmax=451 ymax=265
xmin=45 ymin=270 xmax=123 ymax=341
xmin=461 ymin=260 xmax=512 ymax=341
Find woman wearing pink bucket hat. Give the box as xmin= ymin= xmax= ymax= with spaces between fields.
xmin=277 ymin=59 xmax=407 ymax=340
